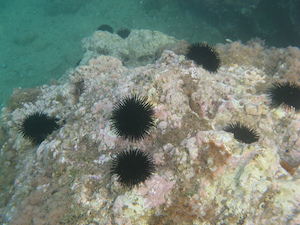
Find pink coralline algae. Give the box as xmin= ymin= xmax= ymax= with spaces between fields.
xmin=136 ymin=174 xmax=176 ymax=209
xmin=0 ymin=30 xmax=300 ymax=224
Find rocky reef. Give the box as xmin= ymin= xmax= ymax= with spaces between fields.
xmin=0 ymin=29 xmax=299 ymax=224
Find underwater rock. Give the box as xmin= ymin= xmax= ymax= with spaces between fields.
xmin=1 ymin=32 xmax=300 ymax=224
xmin=81 ymin=29 xmax=182 ymax=67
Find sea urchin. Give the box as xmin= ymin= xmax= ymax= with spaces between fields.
xmin=110 ymin=95 xmax=155 ymax=141
xmin=224 ymin=122 xmax=259 ymax=144
xmin=267 ymin=81 xmax=300 ymax=111
xmin=97 ymin=24 xmax=114 ymax=33
xmin=20 ymin=112 xmax=60 ymax=145
xmin=186 ymin=42 xmax=221 ymax=73
xmin=117 ymin=28 xmax=131 ymax=39
xmin=110 ymin=149 xmax=155 ymax=188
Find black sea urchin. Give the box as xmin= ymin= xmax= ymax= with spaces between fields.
xmin=186 ymin=42 xmax=221 ymax=73
xmin=110 ymin=149 xmax=155 ymax=188
xmin=267 ymin=81 xmax=300 ymax=111
xmin=97 ymin=24 xmax=114 ymax=33
xmin=110 ymin=95 xmax=155 ymax=141
xmin=117 ymin=28 xmax=131 ymax=39
xmin=224 ymin=122 xmax=259 ymax=144
xmin=20 ymin=112 xmax=60 ymax=145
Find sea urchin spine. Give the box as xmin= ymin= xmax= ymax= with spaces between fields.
xmin=267 ymin=81 xmax=300 ymax=111
xmin=110 ymin=149 xmax=155 ymax=188
xmin=117 ymin=28 xmax=131 ymax=39
xmin=186 ymin=42 xmax=221 ymax=73
xmin=110 ymin=95 xmax=155 ymax=141
xmin=224 ymin=122 xmax=259 ymax=144
xmin=19 ymin=111 xmax=60 ymax=145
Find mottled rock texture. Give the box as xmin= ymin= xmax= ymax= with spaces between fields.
xmin=0 ymin=30 xmax=299 ymax=225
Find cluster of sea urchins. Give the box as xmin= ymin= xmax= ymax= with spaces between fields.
xmin=223 ymin=82 xmax=300 ymax=144
xmin=222 ymin=82 xmax=300 ymax=144
xmin=185 ymin=42 xmax=300 ymax=144
xmin=18 ymin=35 xmax=300 ymax=189
xmin=18 ymin=95 xmax=156 ymax=189
xmin=109 ymin=95 xmax=156 ymax=188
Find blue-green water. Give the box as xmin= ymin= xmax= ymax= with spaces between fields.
xmin=0 ymin=0 xmax=299 ymax=108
